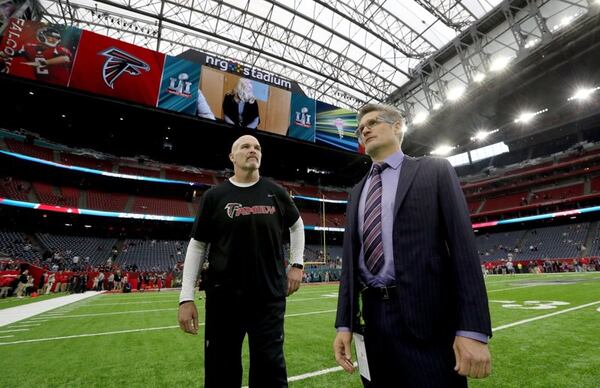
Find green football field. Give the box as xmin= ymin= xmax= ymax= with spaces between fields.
xmin=1 ymin=272 xmax=599 ymax=387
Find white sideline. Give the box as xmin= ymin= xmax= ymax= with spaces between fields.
xmin=0 ymin=291 xmax=102 ymax=327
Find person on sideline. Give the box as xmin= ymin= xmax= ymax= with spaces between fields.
xmin=178 ymin=135 xmax=305 ymax=387
xmin=333 ymin=103 xmax=492 ymax=387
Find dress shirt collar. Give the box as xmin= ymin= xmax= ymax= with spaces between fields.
xmin=369 ymin=149 xmax=404 ymax=174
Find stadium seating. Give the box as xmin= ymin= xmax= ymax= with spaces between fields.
xmin=476 ymin=230 xmax=526 ymax=261
xmin=0 ymin=230 xmax=41 ymax=261
xmin=591 ymin=176 xmax=600 ymax=193
xmin=131 ymin=196 xmax=191 ymax=217
xmin=322 ymin=190 xmax=349 ymax=200
xmin=300 ymin=211 xmax=321 ymax=226
xmin=5 ymin=138 xmax=54 ymax=161
xmin=36 ymin=233 xmax=118 ymax=267
xmin=165 ymin=169 xmax=215 ymax=185
xmin=0 ymin=178 xmax=31 ymax=201
xmin=117 ymin=239 xmax=186 ymax=271
xmin=60 ymin=153 xmax=113 ymax=172
xmin=118 ymin=165 xmax=161 ymax=178
xmin=86 ymin=190 xmax=129 ymax=212
xmin=516 ymin=223 xmax=589 ymax=260
xmin=479 ymin=191 xmax=528 ymax=212
xmin=530 ymin=183 xmax=584 ymax=204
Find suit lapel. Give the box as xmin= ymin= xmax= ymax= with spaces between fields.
xmin=393 ymin=156 xmax=420 ymax=216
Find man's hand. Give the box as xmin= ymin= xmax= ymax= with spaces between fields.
xmin=286 ymin=267 xmax=302 ymax=296
xmin=333 ymin=331 xmax=355 ymax=373
xmin=178 ymin=301 xmax=199 ymax=335
xmin=453 ymin=336 xmax=492 ymax=379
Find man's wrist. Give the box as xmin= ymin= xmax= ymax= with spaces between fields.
xmin=290 ymin=263 xmax=303 ymax=270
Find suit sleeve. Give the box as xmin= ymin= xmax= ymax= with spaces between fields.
xmin=437 ymin=159 xmax=492 ymax=337
xmin=335 ymin=191 xmax=356 ymax=330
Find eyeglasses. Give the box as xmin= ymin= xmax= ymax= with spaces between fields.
xmin=355 ymin=117 xmax=390 ymax=137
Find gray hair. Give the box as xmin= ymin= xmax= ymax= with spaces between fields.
xmin=356 ymin=103 xmax=405 ymax=143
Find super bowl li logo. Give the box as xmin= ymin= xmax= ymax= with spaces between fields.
xmin=167 ymin=73 xmax=193 ymax=98
xmin=294 ymin=107 xmax=312 ymax=128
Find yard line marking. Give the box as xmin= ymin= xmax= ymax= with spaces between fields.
xmin=0 ymin=335 xmax=15 ymax=339
xmin=285 ymin=310 xmax=337 ymax=318
xmin=492 ymin=300 xmax=600 ymax=332
xmin=0 ymin=309 xmax=337 ymax=345
xmin=0 ymin=328 xmax=30 ymax=333
xmin=88 ymin=295 xmax=336 ymax=307
xmin=39 ymin=308 xmax=177 ymax=319
xmin=242 ymin=363 xmax=359 ymax=387
xmin=286 ymin=296 xmax=337 ymax=303
xmin=86 ymin=301 xmax=176 ymax=306
xmin=0 ymin=325 xmax=181 ymax=345
xmin=9 ymin=324 xmax=40 ymax=328
xmin=488 ymin=284 xmax=540 ymax=292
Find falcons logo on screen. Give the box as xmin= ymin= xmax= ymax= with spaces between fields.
xmin=99 ymin=47 xmax=150 ymax=89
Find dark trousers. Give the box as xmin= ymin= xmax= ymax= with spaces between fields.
xmin=204 ymin=290 xmax=287 ymax=388
xmin=360 ymin=289 xmax=467 ymax=388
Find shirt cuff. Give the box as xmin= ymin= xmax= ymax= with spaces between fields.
xmin=456 ymin=330 xmax=489 ymax=344
xmin=336 ymin=326 xmax=351 ymax=332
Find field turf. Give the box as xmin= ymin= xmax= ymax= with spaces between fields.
xmin=1 ymin=272 xmax=599 ymax=387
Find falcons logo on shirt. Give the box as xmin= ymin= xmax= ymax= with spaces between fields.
xmin=99 ymin=47 xmax=150 ymax=89
xmin=225 ymin=203 xmax=242 ymax=219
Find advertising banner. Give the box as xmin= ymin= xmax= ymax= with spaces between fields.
xmin=315 ymin=101 xmax=360 ymax=152
xmin=69 ymin=30 xmax=165 ymax=106
xmin=0 ymin=18 xmax=81 ymax=86
xmin=157 ymin=55 xmax=200 ymax=115
xmin=287 ymin=93 xmax=316 ymax=142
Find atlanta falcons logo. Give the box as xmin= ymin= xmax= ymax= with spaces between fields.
xmin=99 ymin=47 xmax=150 ymax=89
xmin=225 ymin=203 xmax=243 ymax=219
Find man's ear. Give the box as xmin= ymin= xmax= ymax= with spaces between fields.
xmin=229 ymin=152 xmax=234 ymax=163
xmin=393 ymin=121 xmax=402 ymax=136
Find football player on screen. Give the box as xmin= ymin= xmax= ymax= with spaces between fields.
xmin=17 ymin=26 xmax=73 ymax=84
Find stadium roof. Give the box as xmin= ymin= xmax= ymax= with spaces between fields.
xmin=38 ymin=0 xmax=503 ymax=109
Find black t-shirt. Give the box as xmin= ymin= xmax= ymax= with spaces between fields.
xmin=191 ymin=178 xmax=300 ymax=299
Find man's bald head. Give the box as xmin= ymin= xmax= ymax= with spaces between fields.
xmin=229 ymin=135 xmax=262 ymax=173
xmin=231 ymin=135 xmax=260 ymax=153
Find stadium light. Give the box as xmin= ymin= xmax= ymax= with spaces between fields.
xmin=413 ymin=111 xmax=429 ymax=125
xmin=568 ymin=87 xmax=599 ymax=101
xmin=473 ymin=72 xmax=486 ymax=82
xmin=447 ymin=86 xmax=465 ymax=101
xmin=515 ymin=108 xmax=548 ymax=123
xmin=524 ymin=39 xmax=540 ymax=49
xmin=431 ymin=145 xmax=455 ymax=155
xmin=473 ymin=131 xmax=490 ymax=141
xmin=490 ymin=56 xmax=511 ymax=72
xmin=433 ymin=102 xmax=442 ymax=110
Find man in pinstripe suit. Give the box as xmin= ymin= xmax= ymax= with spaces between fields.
xmin=333 ymin=103 xmax=492 ymax=387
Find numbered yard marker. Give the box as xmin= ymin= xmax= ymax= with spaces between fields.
xmin=500 ymin=300 xmax=570 ymax=310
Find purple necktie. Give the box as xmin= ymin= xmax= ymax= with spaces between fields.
xmin=363 ymin=163 xmax=387 ymax=275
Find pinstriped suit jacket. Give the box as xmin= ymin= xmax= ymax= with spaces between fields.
xmin=335 ymin=155 xmax=492 ymax=341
